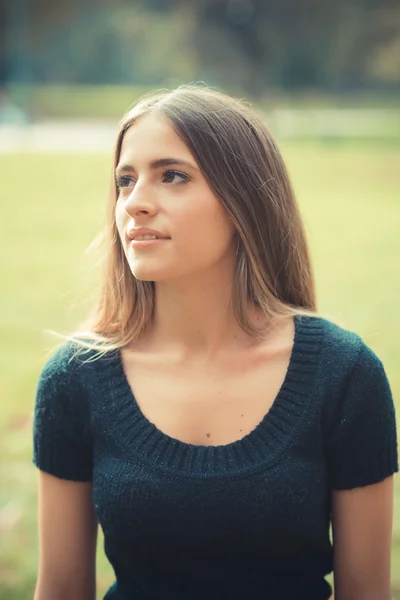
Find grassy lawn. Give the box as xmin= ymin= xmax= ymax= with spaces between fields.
xmin=0 ymin=140 xmax=399 ymax=598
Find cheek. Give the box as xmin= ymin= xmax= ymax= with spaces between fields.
xmin=176 ymin=199 xmax=234 ymax=255
xmin=115 ymin=199 xmax=127 ymax=238
xmin=198 ymin=196 xmax=234 ymax=240
xmin=180 ymin=187 xmax=232 ymax=232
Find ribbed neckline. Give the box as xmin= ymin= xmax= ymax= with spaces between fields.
xmin=97 ymin=315 xmax=324 ymax=477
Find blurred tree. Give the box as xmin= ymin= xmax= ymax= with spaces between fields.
xmin=3 ymin=0 xmax=33 ymax=83
xmin=178 ymin=0 xmax=400 ymax=94
xmin=1 ymin=0 xmax=399 ymax=92
xmin=364 ymin=4 xmax=400 ymax=86
xmin=0 ymin=1 xmax=6 ymax=86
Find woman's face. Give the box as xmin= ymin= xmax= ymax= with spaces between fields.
xmin=115 ymin=113 xmax=236 ymax=283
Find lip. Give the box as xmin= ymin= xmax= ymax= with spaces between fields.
xmin=127 ymin=227 xmax=170 ymax=241
xmin=130 ymin=238 xmax=169 ymax=248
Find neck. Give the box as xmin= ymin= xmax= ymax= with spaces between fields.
xmin=145 ymin=266 xmax=262 ymax=359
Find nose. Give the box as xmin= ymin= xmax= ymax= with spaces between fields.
xmin=123 ymin=181 xmax=157 ymax=218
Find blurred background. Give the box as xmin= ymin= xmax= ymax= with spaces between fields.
xmin=0 ymin=1 xmax=399 ymax=598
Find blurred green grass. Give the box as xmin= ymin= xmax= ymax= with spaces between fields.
xmin=0 ymin=140 xmax=399 ymax=598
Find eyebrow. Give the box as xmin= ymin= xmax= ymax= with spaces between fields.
xmin=116 ymin=157 xmax=198 ymax=173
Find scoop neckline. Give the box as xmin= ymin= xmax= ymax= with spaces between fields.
xmin=98 ymin=314 xmax=324 ymax=477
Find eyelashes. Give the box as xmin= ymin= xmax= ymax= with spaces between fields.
xmin=116 ymin=175 xmax=134 ymax=188
xmin=116 ymin=169 xmax=190 ymax=189
xmin=162 ymin=170 xmax=190 ymax=185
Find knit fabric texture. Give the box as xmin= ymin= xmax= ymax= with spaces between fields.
xmin=32 ymin=315 xmax=398 ymax=600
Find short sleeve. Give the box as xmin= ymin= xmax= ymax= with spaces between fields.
xmin=32 ymin=343 xmax=93 ymax=482
xmin=326 ymin=342 xmax=398 ymax=490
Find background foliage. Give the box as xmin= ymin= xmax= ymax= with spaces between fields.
xmin=1 ymin=0 xmax=400 ymax=94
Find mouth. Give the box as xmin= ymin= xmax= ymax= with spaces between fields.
xmin=129 ymin=236 xmax=170 ymax=248
xmin=133 ymin=234 xmax=169 ymax=241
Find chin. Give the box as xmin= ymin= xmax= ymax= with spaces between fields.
xmin=129 ymin=265 xmax=169 ymax=282
xmin=127 ymin=257 xmax=202 ymax=283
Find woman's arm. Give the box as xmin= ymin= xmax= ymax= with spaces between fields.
xmin=331 ymin=476 xmax=394 ymax=600
xmin=34 ymin=471 xmax=98 ymax=600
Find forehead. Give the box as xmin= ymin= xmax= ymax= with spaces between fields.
xmin=119 ymin=114 xmax=192 ymax=162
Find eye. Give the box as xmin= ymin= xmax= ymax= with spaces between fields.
xmin=116 ymin=174 xmax=135 ymax=189
xmin=162 ymin=170 xmax=190 ymax=184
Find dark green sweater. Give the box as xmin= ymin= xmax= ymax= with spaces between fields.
xmin=33 ymin=315 xmax=398 ymax=599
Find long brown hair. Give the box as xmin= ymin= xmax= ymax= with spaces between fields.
xmin=72 ymin=84 xmax=316 ymax=353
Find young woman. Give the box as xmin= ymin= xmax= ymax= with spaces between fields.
xmin=33 ymin=85 xmax=398 ymax=600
